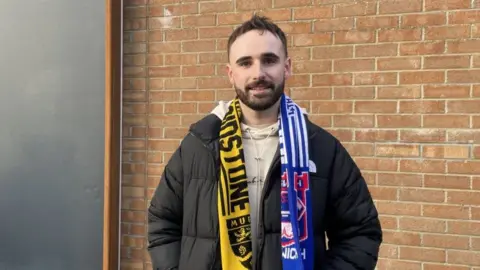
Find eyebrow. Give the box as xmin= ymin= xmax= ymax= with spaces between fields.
xmin=235 ymin=52 xmax=280 ymax=65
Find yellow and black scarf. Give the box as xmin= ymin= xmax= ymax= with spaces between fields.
xmin=217 ymin=98 xmax=253 ymax=269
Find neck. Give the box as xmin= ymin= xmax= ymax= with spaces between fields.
xmin=239 ymin=99 xmax=280 ymax=127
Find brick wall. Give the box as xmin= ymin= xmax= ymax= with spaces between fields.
xmin=121 ymin=0 xmax=480 ymax=269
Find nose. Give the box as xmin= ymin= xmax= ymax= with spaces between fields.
xmin=251 ymin=61 xmax=266 ymax=81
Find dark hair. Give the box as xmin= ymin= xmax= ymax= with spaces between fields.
xmin=227 ymin=14 xmax=288 ymax=59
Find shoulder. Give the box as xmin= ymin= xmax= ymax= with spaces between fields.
xmin=305 ymin=116 xmax=354 ymax=177
xmin=177 ymin=113 xmax=221 ymax=154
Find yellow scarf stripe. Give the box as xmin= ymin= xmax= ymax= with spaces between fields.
xmin=218 ymin=99 xmax=252 ymax=269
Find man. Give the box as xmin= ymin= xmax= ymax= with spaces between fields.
xmin=147 ymin=15 xmax=382 ymax=270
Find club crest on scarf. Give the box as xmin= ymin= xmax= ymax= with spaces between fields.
xmin=281 ymin=171 xmax=309 ymax=250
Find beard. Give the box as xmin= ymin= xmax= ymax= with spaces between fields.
xmin=234 ymin=79 xmax=285 ymax=111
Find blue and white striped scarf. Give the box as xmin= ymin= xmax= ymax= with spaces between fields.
xmin=278 ymin=94 xmax=314 ymax=270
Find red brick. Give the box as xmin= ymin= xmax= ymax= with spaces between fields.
xmin=447 ymin=40 xmax=480 ymax=53
xmin=312 ymin=74 xmax=352 ymax=86
xmin=199 ymin=26 xmax=233 ymax=38
xmin=354 ymin=72 xmax=397 ymax=85
xmin=377 ymin=115 xmax=422 ymax=128
xmin=334 ymin=30 xmax=375 ymax=44
xmin=424 ymin=205 xmax=470 ymax=220
xmin=149 ymin=42 xmax=181 ymax=53
xmin=291 ymin=87 xmax=331 ymax=100
xmin=311 ymin=101 xmax=352 ymax=113
xmin=423 ymin=85 xmax=470 ymax=98
xmin=423 ymin=145 xmax=470 ymax=159
xmin=448 ymin=100 xmax=480 ymax=113
xmin=383 ymin=231 xmax=422 ymax=245
xmin=355 ymin=130 xmax=398 ymax=142
xmin=256 ymin=9 xmax=292 ymax=21
xmin=378 ymin=86 xmax=421 ymax=99
xmin=355 ymin=101 xmax=397 ymax=113
xmin=399 ymin=160 xmax=446 ymax=173
xmin=355 ymin=44 xmax=398 ymax=57
xmin=447 ymin=130 xmax=480 ymax=143
xmin=377 ymin=173 xmax=422 ymax=187
xmin=274 ymin=0 xmax=311 ymax=7
xmin=448 ymin=70 xmax=480 ymax=83
xmin=399 ymin=247 xmax=446 ymax=263
xmin=376 ymin=144 xmax=420 ymax=157
xmin=149 ymin=91 xmax=179 ymax=102
xmin=448 ymin=161 xmax=480 ymax=175
xmin=164 ymin=54 xmax=197 ymax=65
xmin=199 ymin=1 xmax=234 ymax=13
xmin=277 ymin=22 xmax=312 ymax=34
xmin=378 ymin=29 xmax=422 ymax=42
xmin=181 ymin=64 xmax=215 ymax=77
xmin=333 ymin=115 xmax=374 ymax=128
xmin=399 ymin=217 xmax=446 ymax=233
xmin=424 ymin=175 xmax=471 ymax=190
xmin=377 ymin=259 xmax=421 ymax=270
xmin=425 ymin=0 xmax=471 ymax=10
xmin=356 ymin=15 xmax=399 ymax=30
xmin=424 ymin=55 xmax=470 ymax=69
xmin=334 ymin=59 xmax=375 ymax=72
xmin=401 ymin=13 xmax=447 ymax=27
xmin=377 ymin=57 xmax=421 ymax=71
xmin=294 ymin=60 xmax=331 ymax=74
xmin=449 ymin=10 xmax=480 ymax=24
xmin=399 ymin=41 xmax=445 ymax=55
xmin=334 ymin=87 xmax=375 ymax=99
xmin=377 ymin=201 xmax=421 ymax=217
xmin=379 ymin=0 xmax=422 ymax=14
xmin=313 ymin=46 xmax=353 ymax=59
xmin=425 ymin=25 xmax=471 ymax=40
xmin=314 ymin=18 xmax=354 ymax=31
xmin=423 ymin=115 xmax=470 ymax=128
xmin=182 ymin=40 xmax=215 ymax=52
xmin=447 ymin=250 xmax=480 ymax=266
xmin=448 ymin=221 xmax=480 ymax=236
xmin=335 ymin=2 xmax=376 ymax=17
xmin=399 ymin=188 xmax=445 ymax=203
xmin=399 ymin=101 xmax=445 ymax=113
xmin=183 ymin=14 xmax=216 ymax=27
xmin=369 ymin=186 xmax=397 ymax=200
xmin=294 ymin=6 xmax=332 ymax=20
xmin=236 ymin=0 xmax=272 ymax=10
xmin=292 ymin=33 xmax=332 ymax=46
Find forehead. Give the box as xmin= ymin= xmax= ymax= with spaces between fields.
xmin=229 ymin=30 xmax=284 ymax=62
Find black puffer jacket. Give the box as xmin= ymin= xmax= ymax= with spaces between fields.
xmin=147 ymin=113 xmax=382 ymax=270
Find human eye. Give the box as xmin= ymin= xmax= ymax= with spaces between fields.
xmin=238 ymin=61 xmax=251 ymax=67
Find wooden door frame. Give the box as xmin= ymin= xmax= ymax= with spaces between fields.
xmin=104 ymin=0 xmax=122 ymax=269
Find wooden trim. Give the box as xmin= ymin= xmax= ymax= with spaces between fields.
xmin=104 ymin=0 xmax=122 ymax=269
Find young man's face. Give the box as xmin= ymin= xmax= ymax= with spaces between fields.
xmin=227 ymin=30 xmax=291 ymax=111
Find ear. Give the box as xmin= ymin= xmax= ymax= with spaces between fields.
xmin=226 ymin=64 xmax=235 ymax=85
xmin=284 ymin=56 xmax=292 ymax=79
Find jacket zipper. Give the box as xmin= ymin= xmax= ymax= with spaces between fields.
xmin=255 ymin=149 xmax=280 ymax=270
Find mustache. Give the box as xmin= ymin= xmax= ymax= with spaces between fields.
xmin=246 ymin=80 xmax=274 ymax=90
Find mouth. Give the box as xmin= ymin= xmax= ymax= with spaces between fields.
xmin=249 ymin=87 xmax=272 ymax=96
xmin=247 ymin=82 xmax=273 ymax=93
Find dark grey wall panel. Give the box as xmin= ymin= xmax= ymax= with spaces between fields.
xmin=0 ymin=1 xmax=106 ymax=269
